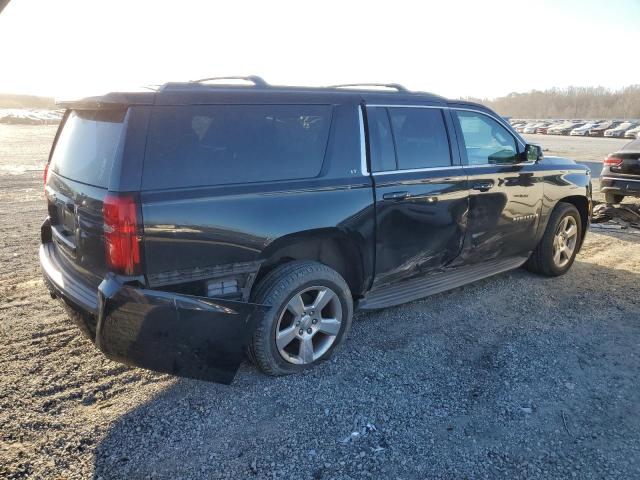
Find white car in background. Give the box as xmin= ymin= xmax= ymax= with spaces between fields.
xmin=523 ymin=122 xmax=548 ymax=134
xmin=570 ymin=122 xmax=599 ymax=136
xmin=515 ymin=122 xmax=534 ymax=133
xmin=605 ymin=122 xmax=637 ymax=138
xmin=624 ymin=125 xmax=640 ymax=139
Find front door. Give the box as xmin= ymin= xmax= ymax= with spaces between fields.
xmin=451 ymin=108 xmax=543 ymax=264
xmin=366 ymin=105 xmax=469 ymax=288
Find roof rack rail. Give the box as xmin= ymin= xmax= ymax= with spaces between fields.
xmin=328 ymin=83 xmax=409 ymax=92
xmin=189 ymin=75 xmax=269 ymax=87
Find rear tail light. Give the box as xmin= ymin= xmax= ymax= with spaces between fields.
xmin=603 ymin=155 xmax=622 ymax=166
xmin=103 ymin=193 xmax=142 ymax=275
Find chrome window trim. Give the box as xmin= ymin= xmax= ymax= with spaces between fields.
xmin=367 ymin=104 xmax=445 ymax=109
xmin=366 ymin=104 xmax=525 ymax=148
xmin=364 ymin=104 xmax=526 ymax=174
xmin=358 ymin=105 xmax=368 ymax=175
xmin=372 ymin=165 xmax=465 ymax=176
xmin=462 ymin=162 xmax=536 ymax=168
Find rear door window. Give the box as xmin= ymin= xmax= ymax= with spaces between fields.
xmin=50 ymin=109 xmax=126 ymax=188
xmin=143 ymin=105 xmax=333 ymax=189
xmin=366 ymin=107 xmax=397 ymax=172
xmin=387 ymin=107 xmax=452 ymax=170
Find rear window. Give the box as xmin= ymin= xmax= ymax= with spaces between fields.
xmin=143 ymin=105 xmax=333 ymax=190
xmin=50 ymin=109 xmax=126 ymax=188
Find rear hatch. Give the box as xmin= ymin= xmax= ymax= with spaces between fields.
xmin=612 ymin=153 xmax=640 ymax=176
xmin=607 ymin=140 xmax=640 ymax=177
xmin=45 ymin=109 xmax=128 ymax=288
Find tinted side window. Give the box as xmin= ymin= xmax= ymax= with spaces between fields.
xmin=50 ymin=109 xmax=126 ymax=188
xmin=387 ymin=108 xmax=451 ymax=170
xmin=143 ymin=105 xmax=332 ymax=189
xmin=366 ymin=107 xmax=396 ymax=172
xmin=455 ymin=110 xmax=518 ymax=165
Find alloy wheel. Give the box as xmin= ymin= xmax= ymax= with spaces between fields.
xmin=553 ymin=215 xmax=578 ymax=268
xmin=275 ymin=286 xmax=342 ymax=365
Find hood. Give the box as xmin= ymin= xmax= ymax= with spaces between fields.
xmin=538 ymin=155 xmax=589 ymax=171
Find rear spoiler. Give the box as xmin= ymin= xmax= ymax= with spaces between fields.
xmin=56 ymin=91 xmax=155 ymax=110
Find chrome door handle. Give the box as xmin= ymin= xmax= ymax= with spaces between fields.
xmin=383 ymin=191 xmax=409 ymax=201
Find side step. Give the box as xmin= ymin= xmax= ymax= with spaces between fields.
xmin=358 ymin=256 xmax=528 ymax=310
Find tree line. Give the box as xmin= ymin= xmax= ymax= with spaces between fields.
xmin=464 ymin=85 xmax=640 ymax=120
xmin=0 ymin=93 xmax=55 ymax=109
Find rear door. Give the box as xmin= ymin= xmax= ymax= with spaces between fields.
xmin=367 ymin=105 xmax=468 ymax=288
xmin=45 ymin=109 xmax=128 ymax=287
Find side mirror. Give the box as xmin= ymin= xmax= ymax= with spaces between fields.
xmin=524 ymin=144 xmax=543 ymax=162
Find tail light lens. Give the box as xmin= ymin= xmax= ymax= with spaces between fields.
xmin=604 ymin=155 xmax=622 ymax=166
xmin=103 ymin=193 xmax=142 ymax=275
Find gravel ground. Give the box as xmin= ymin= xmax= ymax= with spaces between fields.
xmin=1 ymin=126 xmax=639 ymax=479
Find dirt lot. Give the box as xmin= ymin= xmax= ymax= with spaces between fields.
xmin=0 ymin=126 xmax=639 ymax=479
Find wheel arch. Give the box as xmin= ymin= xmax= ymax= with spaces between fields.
xmin=254 ymin=228 xmax=366 ymax=299
xmin=556 ymin=195 xmax=590 ymax=250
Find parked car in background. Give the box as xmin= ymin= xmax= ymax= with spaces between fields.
xmin=605 ymin=122 xmax=637 ymax=138
xmin=588 ymin=121 xmax=619 ymax=137
xmin=520 ymin=122 xmax=541 ymax=133
xmin=523 ymin=122 xmax=549 ymax=134
xmin=570 ymin=122 xmax=599 ymax=136
xmin=601 ymin=138 xmax=640 ymax=203
xmin=537 ymin=122 xmax=561 ymax=134
xmin=38 ymin=78 xmax=592 ymax=383
xmin=624 ymin=125 xmax=640 ymax=139
xmin=549 ymin=121 xmax=585 ymax=135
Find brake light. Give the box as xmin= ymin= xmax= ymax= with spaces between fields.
xmin=103 ymin=194 xmax=141 ymax=275
xmin=604 ymin=155 xmax=622 ymax=166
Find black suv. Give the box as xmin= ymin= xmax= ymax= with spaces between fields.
xmin=40 ymin=77 xmax=592 ymax=384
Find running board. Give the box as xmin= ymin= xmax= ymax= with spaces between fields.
xmin=358 ymin=256 xmax=528 ymax=310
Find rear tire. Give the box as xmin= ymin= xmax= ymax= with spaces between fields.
xmin=248 ymin=261 xmax=353 ymax=376
xmin=526 ymin=203 xmax=582 ymax=277
xmin=604 ymin=192 xmax=624 ymax=204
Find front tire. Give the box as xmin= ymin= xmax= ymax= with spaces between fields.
xmin=604 ymin=192 xmax=624 ymax=204
xmin=248 ymin=261 xmax=353 ymax=376
xmin=526 ymin=203 xmax=582 ymax=277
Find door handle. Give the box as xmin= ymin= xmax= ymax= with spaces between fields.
xmin=472 ymin=181 xmax=494 ymax=192
xmin=383 ymin=191 xmax=409 ymax=201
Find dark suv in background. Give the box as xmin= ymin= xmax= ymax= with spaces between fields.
xmin=601 ymin=138 xmax=640 ymax=203
xmin=40 ymin=77 xmax=592 ymax=384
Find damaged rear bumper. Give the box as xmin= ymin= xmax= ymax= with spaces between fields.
xmin=39 ymin=243 xmax=269 ymax=384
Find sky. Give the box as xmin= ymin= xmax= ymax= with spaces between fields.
xmin=0 ymin=0 xmax=639 ymax=100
